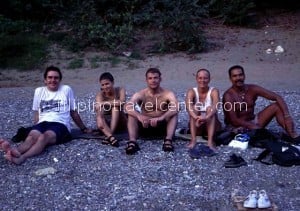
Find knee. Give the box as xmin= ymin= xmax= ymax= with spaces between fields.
xmin=272 ymin=102 xmax=281 ymax=110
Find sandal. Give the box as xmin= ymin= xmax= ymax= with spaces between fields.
xmin=162 ymin=139 xmax=174 ymax=152
xmin=102 ymin=136 xmax=119 ymax=147
xmin=125 ymin=141 xmax=140 ymax=155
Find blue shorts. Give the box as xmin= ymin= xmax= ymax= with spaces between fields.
xmin=31 ymin=121 xmax=72 ymax=144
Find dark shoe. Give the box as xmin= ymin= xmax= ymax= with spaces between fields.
xmin=102 ymin=136 xmax=119 ymax=147
xmin=224 ymin=153 xmax=239 ymax=166
xmin=125 ymin=141 xmax=140 ymax=155
xmin=162 ymin=139 xmax=174 ymax=152
xmin=281 ymin=133 xmax=300 ymax=144
xmin=224 ymin=153 xmax=247 ymax=168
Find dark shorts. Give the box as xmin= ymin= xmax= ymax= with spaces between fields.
xmin=31 ymin=121 xmax=72 ymax=144
xmin=138 ymin=120 xmax=167 ymax=138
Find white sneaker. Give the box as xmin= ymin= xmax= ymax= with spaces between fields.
xmin=257 ymin=190 xmax=271 ymax=208
xmin=228 ymin=134 xmax=249 ymax=150
xmin=243 ymin=190 xmax=258 ymax=208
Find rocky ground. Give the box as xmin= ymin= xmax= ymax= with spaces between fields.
xmin=1 ymin=10 xmax=300 ymax=211
xmin=0 ymin=86 xmax=300 ymax=210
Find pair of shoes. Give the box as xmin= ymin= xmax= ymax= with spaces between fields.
xmin=188 ymin=144 xmax=217 ymax=159
xmin=243 ymin=190 xmax=271 ymax=209
xmin=224 ymin=153 xmax=247 ymax=168
xmin=162 ymin=139 xmax=174 ymax=152
xmin=125 ymin=141 xmax=140 ymax=155
xmin=102 ymin=136 xmax=119 ymax=147
xmin=228 ymin=133 xmax=250 ymax=150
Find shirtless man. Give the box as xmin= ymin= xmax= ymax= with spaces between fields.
xmin=222 ymin=65 xmax=299 ymax=140
xmin=0 ymin=66 xmax=90 ymax=164
xmin=185 ymin=69 xmax=221 ymax=150
xmin=125 ymin=68 xmax=178 ymax=154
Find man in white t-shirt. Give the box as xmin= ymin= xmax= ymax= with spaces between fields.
xmin=0 ymin=66 xmax=89 ymax=164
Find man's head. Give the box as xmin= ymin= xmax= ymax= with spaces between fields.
xmin=99 ymin=72 xmax=114 ymax=93
xmin=145 ymin=68 xmax=161 ymax=78
xmin=44 ymin=66 xmax=62 ymax=91
xmin=44 ymin=66 xmax=62 ymax=80
xmin=228 ymin=65 xmax=244 ymax=77
xmin=145 ymin=68 xmax=161 ymax=90
xmin=228 ymin=65 xmax=245 ymax=87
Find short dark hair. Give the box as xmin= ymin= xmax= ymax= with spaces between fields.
xmin=228 ymin=65 xmax=244 ymax=77
xmin=44 ymin=66 xmax=62 ymax=80
xmin=196 ymin=68 xmax=210 ymax=79
xmin=145 ymin=68 xmax=161 ymax=77
xmin=99 ymin=72 xmax=114 ymax=82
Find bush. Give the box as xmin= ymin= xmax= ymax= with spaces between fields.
xmin=0 ymin=33 xmax=49 ymax=70
xmin=208 ymin=0 xmax=256 ymax=26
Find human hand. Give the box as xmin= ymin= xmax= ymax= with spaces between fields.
xmin=195 ymin=117 xmax=205 ymax=127
xmin=138 ymin=115 xmax=150 ymax=128
xmin=81 ymin=127 xmax=92 ymax=134
xmin=149 ymin=117 xmax=161 ymax=127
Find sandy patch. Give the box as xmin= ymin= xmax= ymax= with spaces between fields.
xmin=0 ymin=11 xmax=299 ymax=93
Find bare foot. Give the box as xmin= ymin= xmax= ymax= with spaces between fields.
xmin=187 ymin=141 xmax=196 ymax=149
xmin=1 ymin=140 xmax=11 ymax=152
xmin=1 ymin=140 xmax=21 ymax=157
xmin=0 ymin=138 xmax=7 ymax=151
xmin=207 ymin=143 xmax=216 ymax=151
xmin=4 ymin=150 xmax=24 ymax=165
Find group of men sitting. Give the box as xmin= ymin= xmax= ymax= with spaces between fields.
xmin=0 ymin=65 xmax=299 ymax=164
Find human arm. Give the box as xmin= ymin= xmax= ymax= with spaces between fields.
xmin=149 ymin=91 xmax=179 ymax=127
xmin=33 ymin=111 xmax=39 ymax=124
xmin=185 ymin=89 xmax=198 ymax=120
xmin=253 ymin=85 xmax=291 ymax=117
xmin=125 ymin=91 xmax=150 ymax=127
xmin=32 ymin=87 xmax=41 ymax=125
xmin=204 ymin=88 xmax=220 ymax=120
xmin=70 ymin=110 xmax=90 ymax=133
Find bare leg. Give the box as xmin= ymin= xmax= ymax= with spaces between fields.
xmin=4 ymin=131 xmax=56 ymax=165
xmin=110 ymin=107 xmax=120 ymax=134
xmin=165 ymin=114 xmax=178 ymax=140
xmin=127 ymin=115 xmax=139 ymax=141
xmin=96 ymin=112 xmax=113 ymax=137
xmin=257 ymin=103 xmax=298 ymax=137
xmin=206 ymin=114 xmax=221 ymax=150
xmin=16 ymin=130 xmax=40 ymax=154
xmin=188 ymin=118 xmax=197 ymax=149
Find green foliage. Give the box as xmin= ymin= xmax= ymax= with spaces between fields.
xmin=4 ymin=0 xmax=298 ymax=70
xmin=67 ymin=58 xmax=84 ymax=69
xmin=157 ymin=0 xmax=208 ymax=52
xmin=0 ymin=15 xmax=37 ymax=34
xmin=0 ymin=33 xmax=48 ymax=70
xmin=208 ymin=0 xmax=256 ymax=26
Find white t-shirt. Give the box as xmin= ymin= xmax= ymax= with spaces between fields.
xmin=193 ymin=87 xmax=214 ymax=112
xmin=32 ymin=85 xmax=76 ymax=131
